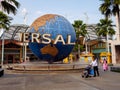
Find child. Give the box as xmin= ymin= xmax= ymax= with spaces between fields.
xmin=103 ymin=59 xmax=108 ymax=71
xmin=81 ymin=65 xmax=92 ymax=78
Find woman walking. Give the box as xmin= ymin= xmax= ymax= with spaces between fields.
xmin=103 ymin=59 xmax=108 ymax=71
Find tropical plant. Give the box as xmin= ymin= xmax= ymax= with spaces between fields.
xmin=0 ymin=0 xmax=20 ymax=15
xmin=0 ymin=11 xmax=12 ymax=30
xmin=73 ymin=20 xmax=87 ymax=38
xmin=96 ymin=18 xmax=115 ymax=38
xmin=99 ymin=0 xmax=120 ymax=40
xmin=96 ymin=18 xmax=115 ymax=53
xmin=72 ymin=20 xmax=87 ymax=52
xmin=99 ymin=0 xmax=120 ymax=18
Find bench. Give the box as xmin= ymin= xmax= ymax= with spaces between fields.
xmin=110 ymin=66 xmax=120 ymax=72
xmin=0 ymin=69 xmax=4 ymax=77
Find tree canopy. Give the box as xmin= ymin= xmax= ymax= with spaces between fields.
xmin=0 ymin=0 xmax=20 ymax=15
xmin=0 ymin=11 xmax=12 ymax=30
xmin=99 ymin=0 xmax=120 ymax=18
xmin=96 ymin=18 xmax=115 ymax=38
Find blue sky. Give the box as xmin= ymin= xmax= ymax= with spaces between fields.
xmin=10 ymin=0 xmax=111 ymax=25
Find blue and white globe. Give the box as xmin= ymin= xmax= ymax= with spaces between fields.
xmin=28 ymin=14 xmax=76 ymax=63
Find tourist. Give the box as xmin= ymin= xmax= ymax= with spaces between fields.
xmin=103 ymin=58 xmax=108 ymax=71
xmin=90 ymin=58 xmax=99 ymax=77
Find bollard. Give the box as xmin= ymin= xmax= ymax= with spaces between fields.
xmin=73 ymin=65 xmax=75 ymax=69
xmin=23 ymin=66 xmax=26 ymax=71
xmin=48 ymin=65 xmax=50 ymax=71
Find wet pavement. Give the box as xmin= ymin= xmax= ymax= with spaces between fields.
xmin=0 ymin=65 xmax=120 ymax=90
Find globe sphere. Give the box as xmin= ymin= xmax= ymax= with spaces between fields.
xmin=28 ymin=14 xmax=76 ymax=63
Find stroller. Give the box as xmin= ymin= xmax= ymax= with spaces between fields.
xmin=81 ymin=65 xmax=94 ymax=78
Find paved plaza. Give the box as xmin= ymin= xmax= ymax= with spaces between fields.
xmin=0 ymin=65 xmax=120 ymax=90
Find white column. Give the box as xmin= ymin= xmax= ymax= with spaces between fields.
xmin=1 ymin=29 xmax=4 ymax=67
xmin=111 ymin=43 xmax=116 ymax=64
xmin=24 ymin=43 xmax=27 ymax=62
xmin=116 ymin=14 xmax=120 ymax=41
xmin=22 ymin=42 xmax=25 ymax=62
xmin=85 ymin=42 xmax=88 ymax=54
xmin=106 ymin=32 xmax=109 ymax=53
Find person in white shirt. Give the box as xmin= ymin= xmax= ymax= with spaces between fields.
xmin=90 ymin=58 xmax=99 ymax=77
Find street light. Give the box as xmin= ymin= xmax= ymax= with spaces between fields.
xmin=22 ymin=9 xmax=28 ymax=62
xmin=84 ymin=13 xmax=89 ymax=54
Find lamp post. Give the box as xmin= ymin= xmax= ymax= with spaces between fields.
xmin=84 ymin=13 xmax=89 ymax=54
xmin=22 ymin=9 xmax=28 ymax=62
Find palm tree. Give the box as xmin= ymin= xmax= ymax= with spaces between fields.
xmin=99 ymin=0 xmax=120 ymax=40
xmin=0 ymin=0 xmax=20 ymax=15
xmin=0 ymin=11 xmax=12 ymax=30
xmin=73 ymin=20 xmax=87 ymax=37
xmin=0 ymin=0 xmax=19 ymax=67
xmin=96 ymin=18 xmax=115 ymax=38
xmin=96 ymin=18 xmax=115 ymax=52
xmin=99 ymin=0 xmax=120 ymax=18
xmin=0 ymin=11 xmax=12 ymax=67
xmin=72 ymin=20 xmax=87 ymax=55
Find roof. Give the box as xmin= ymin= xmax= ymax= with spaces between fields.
xmin=0 ymin=40 xmax=23 ymax=46
xmin=86 ymin=39 xmax=104 ymax=46
xmin=0 ymin=24 xmax=29 ymax=41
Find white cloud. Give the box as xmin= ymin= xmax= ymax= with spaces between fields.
xmin=36 ymin=10 xmax=42 ymax=15
xmin=21 ymin=8 xmax=28 ymax=16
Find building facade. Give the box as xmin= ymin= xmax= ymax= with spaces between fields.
xmin=0 ymin=24 xmax=38 ymax=64
xmin=0 ymin=24 xmax=120 ymax=64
